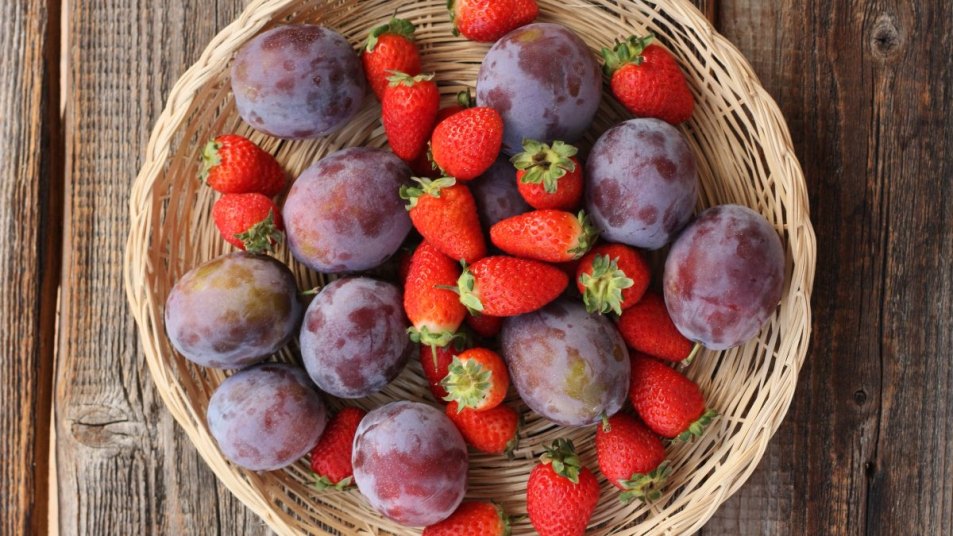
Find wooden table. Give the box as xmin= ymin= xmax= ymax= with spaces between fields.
xmin=5 ymin=0 xmax=952 ymax=534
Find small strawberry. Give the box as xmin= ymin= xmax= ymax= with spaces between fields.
xmin=601 ymin=35 xmax=694 ymax=125
xmin=420 ymin=335 xmax=470 ymax=400
xmin=456 ymin=256 xmax=568 ymax=317
xmin=441 ymin=348 xmax=509 ymax=411
xmin=400 ymin=177 xmax=487 ymax=263
xmin=595 ymin=413 xmax=670 ymax=503
xmin=527 ymin=439 xmax=599 ymax=536
xmin=382 ymin=72 xmax=440 ymax=161
xmin=490 ymin=210 xmax=598 ymax=263
xmin=200 ymin=134 xmax=286 ymax=196
xmin=629 ymin=353 xmax=717 ymax=440
xmin=465 ymin=312 xmax=503 ymax=338
xmin=446 ymin=401 xmax=519 ymax=455
xmin=404 ymin=241 xmax=468 ymax=349
xmin=576 ymin=243 xmax=651 ymax=315
xmin=423 ymin=501 xmax=511 ymax=536
xmin=617 ymin=293 xmax=697 ymax=362
xmin=511 ymin=139 xmax=584 ymax=210
xmin=431 ymin=107 xmax=504 ymax=181
xmin=212 ymin=193 xmax=283 ymax=253
xmin=449 ymin=0 xmax=539 ymax=43
xmin=362 ymin=18 xmax=422 ymax=99
xmin=310 ymin=407 xmax=366 ymax=490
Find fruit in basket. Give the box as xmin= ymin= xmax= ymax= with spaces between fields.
xmin=382 ymin=72 xmax=440 ymax=161
xmin=585 ymin=118 xmax=698 ymax=250
xmin=470 ymin=157 xmax=531 ymax=228
xmin=420 ymin=341 xmax=464 ymax=400
xmin=617 ymin=292 xmax=694 ymax=362
xmin=311 ymin=407 xmax=366 ymax=490
xmin=199 ymin=134 xmax=286 ymax=196
xmin=212 ymin=193 xmax=283 ymax=254
xmin=352 ymin=401 xmax=468 ymax=527
xmin=512 ymin=139 xmax=584 ymax=210
xmin=230 ymin=25 xmax=365 ymax=139
xmin=663 ymin=204 xmax=786 ymax=350
xmin=441 ymin=348 xmax=509 ymax=411
xmin=500 ymin=299 xmax=629 ymax=426
xmin=404 ymin=241 xmax=468 ymax=349
xmin=206 ymin=364 xmax=327 ymax=471
xmin=456 ymin=256 xmax=568 ymax=317
xmin=423 ymin=501 xmax=511 ymax=536
xmin=477 ymin=23 xmax=602 ymax=155
xmin=628 ymin=354 xmax=716 ymax=440
xmin=527 ymin=439 xmax=599 ymax=536
xmin=299 ymin=277 xmax=411 ymax=398
xmin=446 ymin=401 xmax=519 ymax=455
xmin=465 ymin=312 xmax=503 ymax=338
xmin=430 ymin=107 xmax=504 ymax=180
xmin=601 ymin=35 xmax=695 ymax=125
xmin=283 ymin=147 xmax=412 ymax=272
xmin=576 ymin=243 xmax=650 ymax=315
xmin=400 ymin=177 xmax=487 ymax=263
xmin=489 ymin=210 xmax=598 ymax=263
xmin=164 ymin=252 xmax=302 ymax=369
xmin=449 ymin=0 xmax=539 ymax=43
xmin=362 ymin=18 xmax=421 ymax=99
xmin=595 ymin=413 xmax=669 ymax=503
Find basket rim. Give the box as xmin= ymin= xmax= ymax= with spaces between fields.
xmin=123 ymin=0 xmax=818 ymax=534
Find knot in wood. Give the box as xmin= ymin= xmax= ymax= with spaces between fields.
xmin=870 ymin=14 xmax=901 ymax=58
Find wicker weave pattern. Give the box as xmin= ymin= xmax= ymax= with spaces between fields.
xmin=124 ymin=1 xmax=816 ymax=534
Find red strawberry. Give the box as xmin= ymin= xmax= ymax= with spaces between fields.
xmin=362 ymin=18 xmax=422 ymax=99
xmin=436 ymin=89 xmax=475 ymax=125
xmin=404 ymin=241 xmax=468 ymax=349
xmin=310 ymin=407 xmax=366 ymax=490
xmin=382 ymin=72 xmax=440 ymax=161
xmin=449 ymin=0 xmax=539 ymax=43
xmin=423 ymin=501 xmax=511 ymax=536
xmin=595 ymin=413 xmax=670 ymax=502
xmin=629 ymin=354 xmax=716 ymax=440
xmin=601 ymin=35 xmax=694 ymax=125
xmin=511 ymin=139 xmax=584 ymax=210
xmin=200 ymin=134 xmax=286 ymax=196
xmin=446 ymin=401 xmax=519 ymax=455
xmin=212 ymin=193 xmax=283 ymax=253
xmin=457 ymin=256 xmax=568 ymax=317
xmin=431 ymin=107 xmax=504 ymax=181
xmin=617 ymin=293 xmax=696 ymax=362
xmin=465 ymin=313 xmax=503 ymax=338
xmin=490 ymin=210 xmax=598 ymax=263
xmin=527 ymin=439 xmax=599 ymax=536
xmin=400 ymin=177 xmax=487 ymax=263
xmin=576 ymin=243 xmax=651 ymax=315
xmin=420 ymin=340 xmax=468 ymax=400
xmin=442 ymin=348 xmax=509 ymax=411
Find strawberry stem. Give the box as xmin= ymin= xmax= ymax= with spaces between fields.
xmin=600 ymin=34 xmax=655 ymax=76
xmin=441 ymin=355 xmax=492 ymax=410
xmin=540 ymin=439 xmax=583 ymax=484
xmin=399 ymin=176 xmax=456 ymax=209
xmin=683 ymin=342 xmax=702 ymax=365
xmin=580 ymin=253 xmax=634 ymax=315
xmin=619 ymin=461 xmax=670 ymax=503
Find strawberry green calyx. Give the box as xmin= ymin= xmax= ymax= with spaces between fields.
xmin=494 ymin=502 xmax=513 ymax=536
xmin=504 ymin=412 xmax=523 ymax=459
xmin=675 ymin=408 xmax=718 ymax=443
xmin=386 ymin=71 xmax=434 ymax=87
xmin=447 ymin=0 xmax=460 ymax=36
xmin=568 ymin=211 xmax=599 ymax=259
xmin=199 ymin=138 xmax=222 ymax=182
xmin=407 ymin=325 xmax=460 ymax=349
xmin=456 ymin=88 xmax=475 ymax=108
xmin=580 ymin=254 xmax=635 ymax=315
xmin=511 ymin=139 xmax=578 ymax=193
xmin=442 ymin=355 xmax=493 ymax=410
xmin=540 ymin=439 xmax=583 ymax=484
xmin=619 ymin=461 xmax=671 ymax=503
xmin=399 ymin=176 xmax=457 ymax=209
xmin=236 ymin=210 xmax=283 ymax=254
xmin=365 ymin=17 xmax=416 ymax=52
xmin=456 ymin=262 xmax=484 ymax=314
xmin=600 ymin=34 xmax=655 ymax=76
xmin=314 ymin=474 xmax=353 ymax=492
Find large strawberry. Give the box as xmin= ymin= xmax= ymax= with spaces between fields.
xmin=576 ymin=243 xmax=651 ymax=315
xmin=423 ymin=501 xmax=511 ymax=536
xmin=617 ymin=293 xmax=696 ymax=362
xmin=400 ymin=177 xmax=487 ymax=263
xmin=362 ymin=18 xmax=421 ymax=99
xmin=490 ymin=210 xmax=598 ymax=263
xmin=420 ymin=337 xmax=469 ymax=400
xmin=212 ymin=193 xmax=283 ymax=253
xmin=601 ymin=35 xmax=694 ymax=125
xmin=441 ymin=348 xmax=509 ymax=411
xmin=430 ymin=107 xmax=504 ymax=181
xmin=511 ymin=139 xmax=583 ymax=210
xmin=200 ymin=134 xmax=286 ymax=196
xmin=456 ymin=256 xmax=568 ymax=317
xmin=449 ymin=0 xmax=539 ymax=43
xmin=446 ymin=401 xmax=519 ymax=456
xmin=404 ymin=241 xmax=468 ymax=349
xmin=310 ymin=407 xmax=366 ymax=490
xmin=527 ymin=439 xmax=600 ymax=536
xmin=408 ymin=91 xmax=475 ymax=178
xmin=382 ymin=72 xmax=440 ymax=161
xmin=595 ymin=413 xmax=670 ymax=503
xmin=629 ymin=353 xmax=716 ymax=440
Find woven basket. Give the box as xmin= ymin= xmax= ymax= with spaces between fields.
xmin=124 ymin=0 xmax=816 ymax=534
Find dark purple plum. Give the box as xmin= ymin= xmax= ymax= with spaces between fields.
xmin=500 ymin=298 xmax=629 ymax=426
xmin=207 ymin=364 xmax=327 ymax=471
xmin=230 ymin=25 xmax=365 ymax=139
xmin=283 ymin=147 xmax=412 ymax=273
xmin=299 ymin=277 xmax=410 ymax=398
xmin=663 ymin=204 xmax=785 ymax=350
xmin=470 ymin=157 xmax=531 ymax=228
xmin=352 ymin=401 xmax=468 ymax=527
xmin=164 ymin=253 xmax=302 ymax=369
xmin=585 ymin=118 xmax=698 ymax=250
xmin=477 ymin=23 xmax=602 ymax=155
